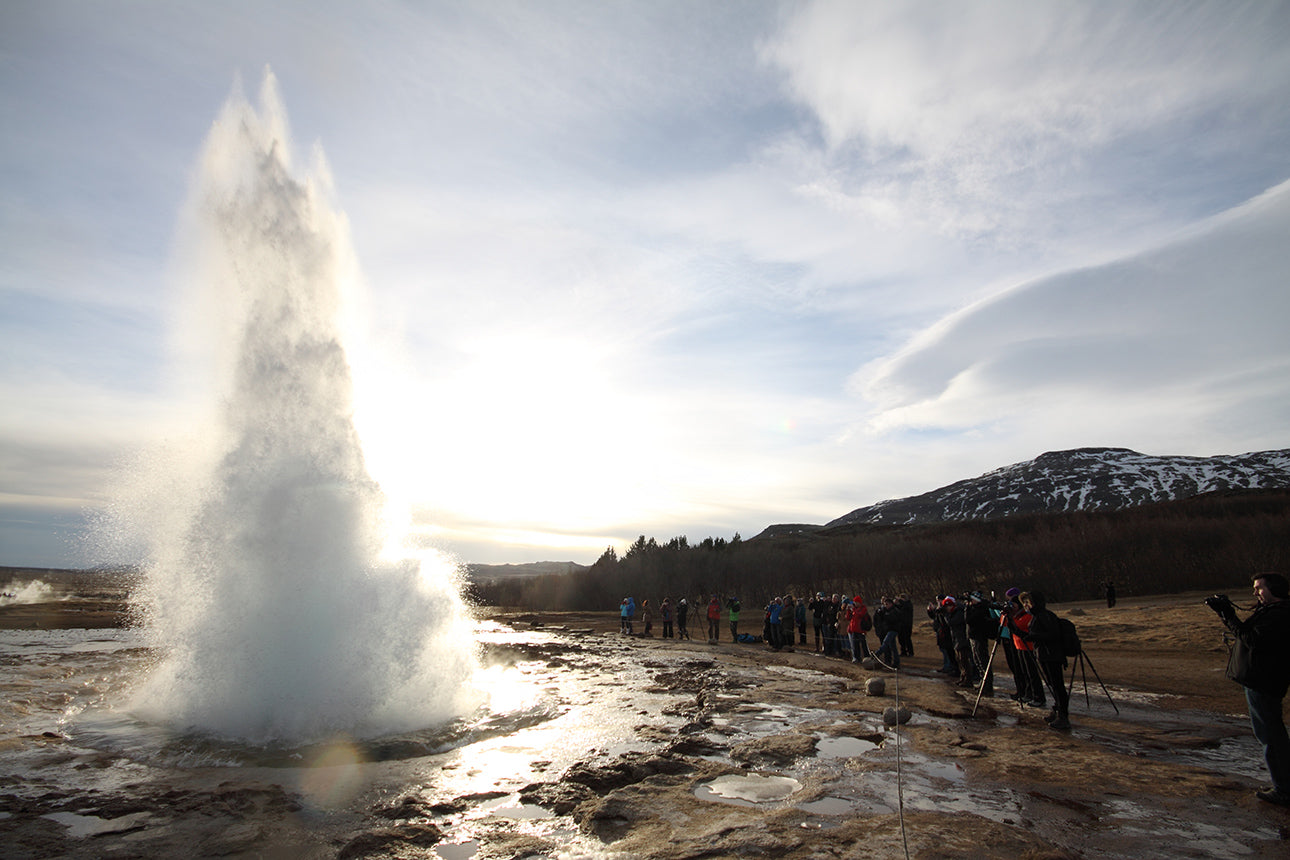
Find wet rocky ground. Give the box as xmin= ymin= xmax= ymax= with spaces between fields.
xmin=1 ymin=582 xmax=1288 ymax=858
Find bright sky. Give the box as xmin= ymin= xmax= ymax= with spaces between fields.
xmin=3 ymin=1 xmax=1289 ymax=570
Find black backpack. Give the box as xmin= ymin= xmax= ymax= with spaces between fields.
xmin=1057 ymin=616 xmax=1082 ymax=657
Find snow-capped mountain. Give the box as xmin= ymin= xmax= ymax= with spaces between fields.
xmin=827 ymin=447 xmax=1290 ymax=528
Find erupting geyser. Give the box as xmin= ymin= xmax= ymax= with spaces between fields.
xmin=123 ymin=73 xmax=478 ymax=744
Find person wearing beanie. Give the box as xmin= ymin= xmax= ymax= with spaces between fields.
xmin=1021 ymin=591 xmax=1070 ymax=730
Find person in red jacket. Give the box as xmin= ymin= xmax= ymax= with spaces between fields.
xmin=706 ymin=595 xmax=721 ymax=644
xmin=1010 ymin=594 xmax=1046 ymax=709
xmin=847 ymin=596 xmax=872 ymax=662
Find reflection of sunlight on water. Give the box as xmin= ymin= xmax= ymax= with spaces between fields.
xmin=435 ymin=638 xmax=686 ymax=801
xmin=473 ymin=663 xmax=544 ymax=715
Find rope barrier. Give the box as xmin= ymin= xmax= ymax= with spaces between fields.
xmin=869 ymin=648 xmax=912 ymax=860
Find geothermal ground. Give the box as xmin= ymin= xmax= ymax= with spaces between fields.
xmin=1 ymin=572 xmax=1288 ymax=859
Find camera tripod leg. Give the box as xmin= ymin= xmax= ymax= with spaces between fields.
xmin=1067 ymin=653 xmax=1091 ymax=708
xmin=1078 ymin=649 xmax=1118 ymax=715
xmin=971 ymin=637 xmax=1001 ymax=717
xmin=1020 ymin=648 xmax=1049 ymax=708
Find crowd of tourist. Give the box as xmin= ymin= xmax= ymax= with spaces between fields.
xmin=616 ymin=572 xmax=1289 ymax=793
xmin=616 ymin=584 xmax=1079 ymax=730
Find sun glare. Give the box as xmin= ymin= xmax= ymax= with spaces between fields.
xmin=351 ymin=330 xmax=671 ymax=554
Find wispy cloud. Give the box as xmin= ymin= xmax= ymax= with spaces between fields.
xmin=762 ymin=1 xmax=1290 ymax=257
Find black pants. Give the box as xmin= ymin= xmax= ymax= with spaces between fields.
xmin=1040 ymin=658 xmax=1069 ymax=717
xmin=1019 ymin=649 xmax=1046 ymax=704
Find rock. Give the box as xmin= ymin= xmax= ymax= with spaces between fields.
xmin=665 ymin=735 xmax=725 ymax=757
xmin=337 ymin=823 xmax=443 ymax=859
xmin=372 ymin=795 xmax=434 ymax=820
xmin=730 ymin=732 xmax=818 ymax=765
xmin=561 ymin=752 xmax=692 ymax=793
xmin=865 ymin=677 xmax=886 ymax=696
xmin=883 ymin=706 xmax=912 ymax=726
xmin=579 ymin=796 xmax=642 ymax=843
xmin=519 ymin=781 xmax=596 ymax=815
xmin=204 ymin=822 xmax=265 ymax=854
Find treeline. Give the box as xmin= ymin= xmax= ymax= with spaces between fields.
xmin=466 ymin=489 xmax=1290 ymax=610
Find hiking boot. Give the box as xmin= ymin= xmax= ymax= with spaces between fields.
xmin=1043 ymin=709 xmax=1058 ymax=723
xmin=1256 ymin=789 xmax=1290 ymax=807
xmin=1049 ymin=716 xmax=1071 ymax=730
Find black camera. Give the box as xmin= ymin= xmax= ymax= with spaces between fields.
xmin=1204 ymin=593 xmax=1234 ymax=614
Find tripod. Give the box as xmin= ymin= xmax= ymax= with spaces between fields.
xmin=1067 ymin=649 xmax=1118 ymax=715
xmin=970 ymin=637 xmax=1001 ymax=717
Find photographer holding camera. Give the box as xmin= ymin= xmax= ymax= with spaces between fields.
xmin=1207 ymin=573 xmax=1290 ymax=807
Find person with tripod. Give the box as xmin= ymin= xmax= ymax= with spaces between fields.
xmin=1020 ymin=591 xmax=1070 ymax=730
xmin=965 ymin=592 xmax=996 ymax=697
xmin=1207 ymin=572 xmax=1290 ymax=807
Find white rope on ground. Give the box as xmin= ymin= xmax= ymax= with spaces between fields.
xmin=869 ymin=648 xmax=912 ymax=860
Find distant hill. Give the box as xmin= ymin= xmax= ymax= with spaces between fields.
xmin=754 ymin=447 xmax=1290 ymax=538
xmin=465 ymin=561 xmax=589 ymax=583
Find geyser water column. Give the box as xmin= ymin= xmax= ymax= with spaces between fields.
xmin=130 ymin=73 xmax=478 ymax=744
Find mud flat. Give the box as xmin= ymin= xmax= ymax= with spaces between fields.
xmin=1 ymin=583 xmax=1288 ymax=858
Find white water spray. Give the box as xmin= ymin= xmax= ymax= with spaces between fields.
xmin=125 ymin=73 xmax=478 ymax=744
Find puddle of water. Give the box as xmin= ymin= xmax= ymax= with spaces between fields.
xmin=798 ymin=796 xmax=853 ymax=816
xmin=43 ymin=811 xmax=150 ymax=838
xmin=815 ymin=736 xmax=879 ymax=758
xmin=697 ymin=774 xmax=801 ymax=806
xmin=764 ymin=665 xmax=832 ymax=682
xmin=481 ymin=797 xmax=553 ymax=820
xmin=740 ymin=719 xmax=791 ymax=735
xmin=1099 ymin=799 xmax=1268 ymax=858
xmin=434 ymin=839 xmax=478 ymax=859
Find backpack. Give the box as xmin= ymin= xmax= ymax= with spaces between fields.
xmin=861 ymin=613 xmax=873 ymax=632
xmin=1057 ymin=616 xmax=1082 ymax=657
